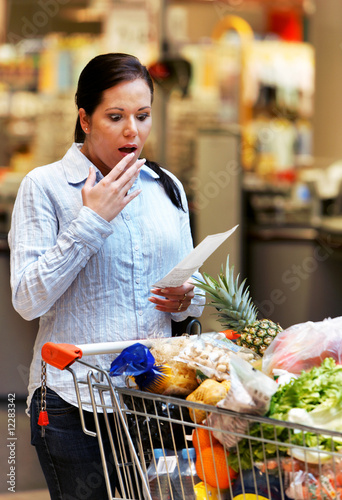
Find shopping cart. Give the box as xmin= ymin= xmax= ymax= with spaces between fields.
xmin=41 ymin=340 xmax=342 ymax=500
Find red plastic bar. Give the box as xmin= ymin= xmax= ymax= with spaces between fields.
xmin=41 ymin=342 xmax=83 ymax=370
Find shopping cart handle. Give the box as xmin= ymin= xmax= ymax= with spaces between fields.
xmin=41 ymin=342 xmax=83 ymax=370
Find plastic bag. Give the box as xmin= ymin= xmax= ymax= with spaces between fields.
xmin=207 ymin=354 xmax=278 ymax=447
xmin=110 ymin=341 xmax=197 ymax=395
xmin=282 ymin=457 xmax=342 ymax=500
xmin=110 ymin=342 xmax=177 ymax=394
xmin=262 ymin=316 xmax=342 ymax=377
xmin=175 ymin=333 xmax=259 ymax=382
xmin=109 ymin=343 xmax=155 ymax=376
xmin=149 ymin=336 xmax=199 ymax=396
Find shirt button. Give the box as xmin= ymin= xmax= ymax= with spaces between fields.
xmin=138 ymin=311 xmax=143 ymax=316
xmin=134 ymin=245 xmax=139 ymax=251
xmin=125 ymin=215 xmax=130 ymax=221
xmin=101 ymin=233 xmax=106 ymax=238
xmin=135 ymin=278 xmax=140 ymax=284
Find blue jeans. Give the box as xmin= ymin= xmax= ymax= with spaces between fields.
xmin=30 ymin=387 xmax=122 ymax=500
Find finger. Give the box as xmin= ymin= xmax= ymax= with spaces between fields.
xmin=84 ymin=166 xmax=96 ymax=187
xmin=117 ymin=158 xmax=146 ymax=183
xmin=148 ymin=296 xmax=179 ymax=307
xmin=119 ymin=167 xmax=143 ymax=200
xmin=110 ymin=155 xmax=145 ymax=181
xmin=123 ymin=158 xmax=145 ymax=184
xmin=154 ymin=300 xmax=188 ymax=313
xmin=122 ymin=188 xmax=142 ymax=207
xmin=150 ymin=287 xmax=186 ymax=297
xmin=148 ymin=295 xmax=191 ymax=314
xmin=150 ymin=288 xmax=165 ymax=297
xmin=151 ymin=287 xmax=194 ymax=301
xmin=82 ymin=166 xmax=96 ymax=201
xmin=113 ymin=152 xmax=136 ymax=178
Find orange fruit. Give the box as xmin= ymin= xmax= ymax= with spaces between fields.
xmin=195 ymin=443 xmax=237 ymax=490
xmin=192 ymin=427 xmax=218 ymax=454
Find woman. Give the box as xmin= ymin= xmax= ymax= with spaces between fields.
xmin=9 ymin=53 xmax=204 ymax=499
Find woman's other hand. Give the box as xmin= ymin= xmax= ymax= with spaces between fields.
xmin=149 ymin=280 xmax=195 ymax=313
xmin=81 ymin=153 xmax=145 ymax=221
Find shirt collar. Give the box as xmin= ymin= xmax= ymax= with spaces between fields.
xmin=62 ymin=143 xmax=94 ymax=184
xmin=63 ymin=143 xmax=160 ymax=184
xmin=141 ymin=163 xmax=160 ymax=179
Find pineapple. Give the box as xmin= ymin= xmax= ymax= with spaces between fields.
xmin=194 ymin=256 xmax=282 ymax=356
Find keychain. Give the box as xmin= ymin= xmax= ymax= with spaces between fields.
xmin=37 ymin=360 xmax=49 ymax=436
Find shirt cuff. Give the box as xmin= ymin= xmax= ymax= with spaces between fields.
xmin=68 ymin=206 xmax=113 ymax=252
xmin=171 ymin=285 xmax=206 ymax=322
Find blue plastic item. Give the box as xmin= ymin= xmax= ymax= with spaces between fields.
xmin=109 ymin=343 xmax=155 ymax=376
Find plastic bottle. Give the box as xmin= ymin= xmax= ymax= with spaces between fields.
xmin=145 ymin=448 xmax=178 ymax=500
xmin=172 ymin=447 xmax=201 ymax=500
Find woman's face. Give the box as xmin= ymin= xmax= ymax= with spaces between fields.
xmin=79 ymin=78 xmax=152 ymax=176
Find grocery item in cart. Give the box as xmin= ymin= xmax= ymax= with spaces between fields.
xmin=232 ymin=466 xmax=288 ymax=500
xmin=110 ymin=340 xmax=198 ymax=396
xmin=226 ymin=357 xmax=342 ymax=472
xmin=262 ymin=316 xmax=342 ymax=376
xmin=191 ymin=422 xmax=237 ymax=490
xmin=282 ymin=457 xmax=342 ymax=500
xmin=175 ymin=333 xmax=258 ymax=382
xmin=110 ymin=342 xmax=155 ymax=376
xmin=192 ymin=427 xmax=219 ymax=454
xmin=193 ymin=481 xmax=223 ymax=500
xmin=207 ymin=354 xmax=278 ymax=448
xmin=149 ymin=336 xmax=199 ymax=396
xmin=186 ymin=379 xmax=231 ymax=423
xmin=268 ymin=357 xmax=342 ymax=462
xmin=193 ymin=255 xmax=283 ymax=356
xmin=145 ymin=448 xmax=178 ymax=500
xmin=195 ymin=441 xmax=237 ymax=489
xmin=171 ymin=447 xmax=201 ymax=500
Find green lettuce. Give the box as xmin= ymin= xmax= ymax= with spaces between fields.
xmin=227 ymin=358 xmax=342 ymax=471
xmin=269 ymin=357 xmax=342 ymax=422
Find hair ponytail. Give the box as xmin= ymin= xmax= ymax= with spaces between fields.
xmin=146 ymin=160 xmax=185 ymax=211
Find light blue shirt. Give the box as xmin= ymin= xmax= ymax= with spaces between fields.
xmin=8 ymin=143 xmax=204 ymax=409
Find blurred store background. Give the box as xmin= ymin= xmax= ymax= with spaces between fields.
xmin=1 ymin=0 xmax=342 ymax=494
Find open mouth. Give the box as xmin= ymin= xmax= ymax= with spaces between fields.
xmin=119 ymin=147 xmax=137 ymax=154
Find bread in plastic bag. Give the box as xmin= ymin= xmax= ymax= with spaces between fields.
xmin=262 ymin=316 xmax=342 ymax=377
xmin=207 ymin=354 xmax=278 ymax=448
xmin=109 ymin=339 xmax=198 ymax=396
xmin=149 ymin=336 xmax=199 ymax=396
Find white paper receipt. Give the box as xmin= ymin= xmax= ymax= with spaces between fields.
xmin=153 ymin=225 xmax=238 ymax=288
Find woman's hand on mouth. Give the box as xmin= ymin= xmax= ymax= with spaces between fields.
xmin=82 ymin=153 xmax=145 ymax=221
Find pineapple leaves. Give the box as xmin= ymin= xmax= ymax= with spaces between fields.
xmin=193 ymin=255 xmax=259 ymax=331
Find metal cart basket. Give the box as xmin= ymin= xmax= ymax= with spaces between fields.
xmin=41 ymin=341 xmax=342 ymax=500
